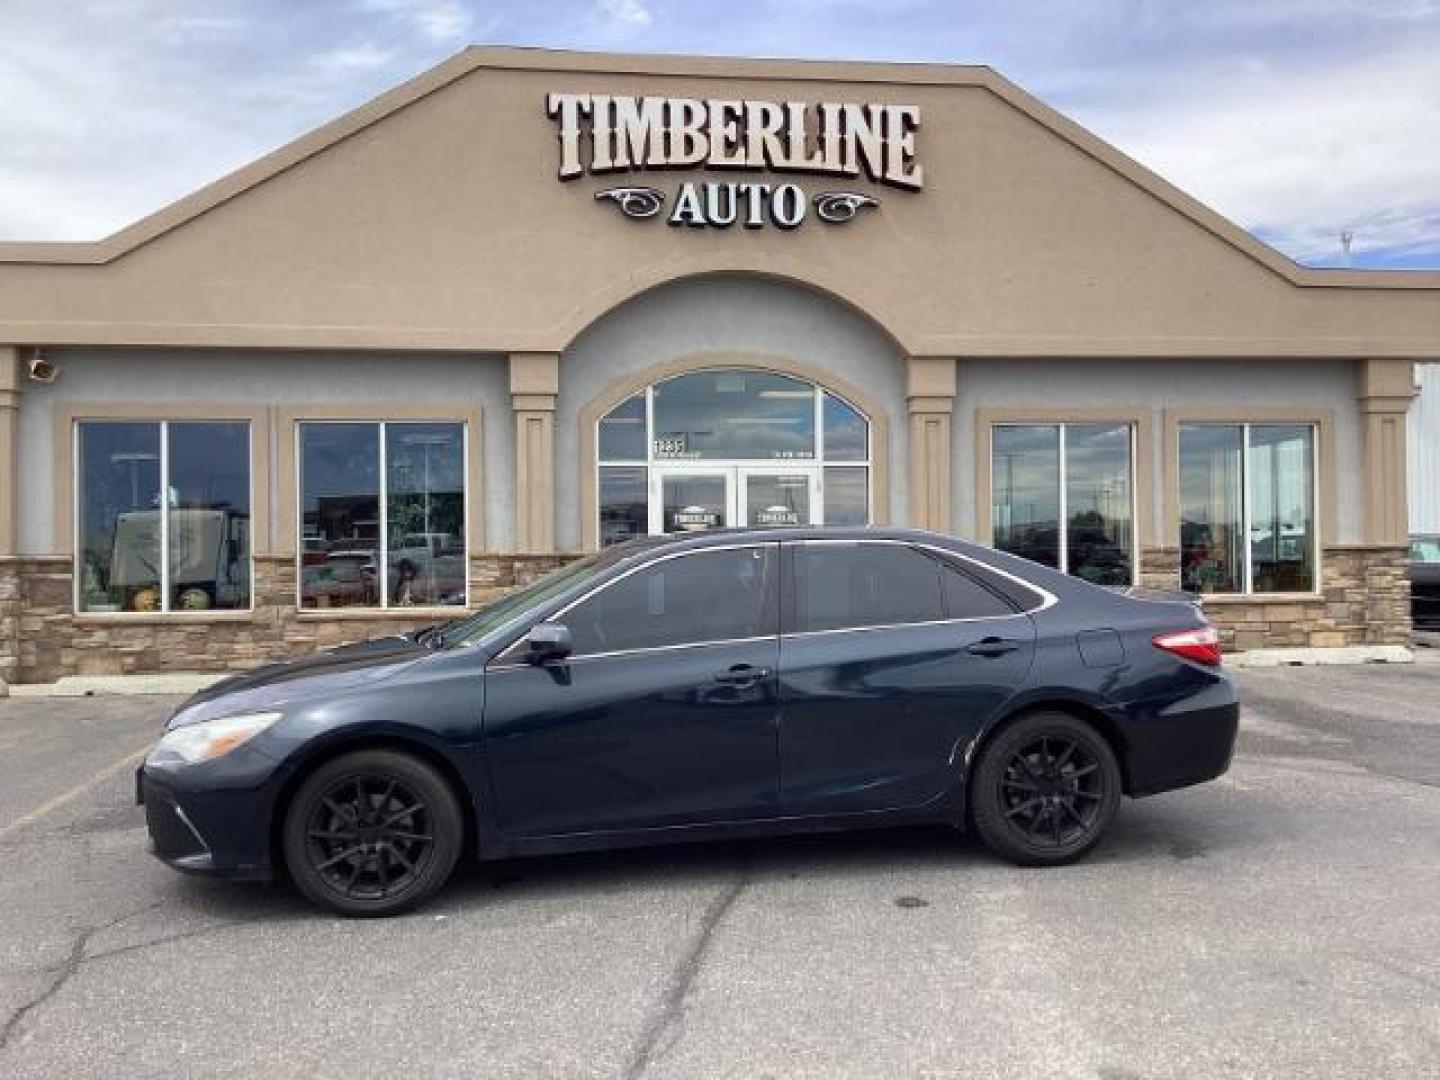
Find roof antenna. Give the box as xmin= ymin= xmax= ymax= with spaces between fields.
xmin=1341 ymin=229 xmax=1355 ymax=267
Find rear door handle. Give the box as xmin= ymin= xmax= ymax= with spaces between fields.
xmin=966 ymin=637 xmax=1021 ymax=658
xmin=713 ymin=664 xmax=773 ymax=685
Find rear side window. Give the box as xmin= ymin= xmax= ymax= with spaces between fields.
xmin=565 ymin=545 xmax=777 ymax=656
xmin=792 ymin=543 xmax=944 ymax=633
xmin=939 ymin=562 xmax=1017 ymax=619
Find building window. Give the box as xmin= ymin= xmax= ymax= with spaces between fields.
xmin=76 ymin=421 xmax=251 ymax=613
xmin=596 ymin=369 xmax=871 ymax=545
xmin=990 ymin=423 xmax=1135 ymax=587
xmin=299 ymin=421 xmax=467 ymax=609
xmin=1180 ymin=423 xmax=1316 ymax=594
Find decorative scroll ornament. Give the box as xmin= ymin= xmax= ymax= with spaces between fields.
xmin=813 ymin=191 xmax=880 ymax=224
xmin=595 ymin=186 xmax=666 ymax=219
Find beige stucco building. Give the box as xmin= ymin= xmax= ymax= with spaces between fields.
xmin=1 ymin=47 xmax=1437 ymax=682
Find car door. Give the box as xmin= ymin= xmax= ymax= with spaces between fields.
xmin=778 ymin=540 xmax=1035 ymax=816
xmin=482 ymin=543 xmax=781 ymax=838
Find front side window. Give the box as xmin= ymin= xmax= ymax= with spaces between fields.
xmin=991 ymin=423 xmax=1135 ymax=587
xmin=1180 ymin=423 xmax=1316 ymax=594
xmin=792 ymin=542 xmax=945 ymax=633
xmin=564 ymin=546 xmax=777 ymax=656
xmin=299 ymin=421 xmax=466 ymax=609
xmin=77 ymin=420 xmax=251 ymax=613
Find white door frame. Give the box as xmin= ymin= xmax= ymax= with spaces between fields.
xmin=648 ymin=462 xmax=825 ymax=534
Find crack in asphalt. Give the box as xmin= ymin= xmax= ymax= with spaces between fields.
xmin=0 ymin=902 xmax=257 ymax=1053
xmin=624 ymin=864 xmax=749 ymax=1080
xmin=0 ymin=900 xmax=164 ymax=1051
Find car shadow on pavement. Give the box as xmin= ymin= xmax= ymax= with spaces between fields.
xmin=159 ymin=797 xmax=1235 ymax=921
xmin=431 ymin=792 xmax=1242 ymax=905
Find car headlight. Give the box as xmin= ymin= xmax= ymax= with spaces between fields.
xmin=148 ymin=711 xmax=282 ymax=766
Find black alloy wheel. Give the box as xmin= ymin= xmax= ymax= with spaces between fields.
xmin=283 ymin=749 xmax=463 ymax=916
xmin=969 ymin=711 xmax=1121 ymax=866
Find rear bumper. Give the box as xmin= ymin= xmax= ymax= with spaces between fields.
xmin=1120 ymin=679 xmax=1239 ymax=797
xmin=138 ymin=754 xmax=278 ymax=881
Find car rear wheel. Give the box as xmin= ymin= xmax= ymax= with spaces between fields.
xmin=282 ymin=749 xmax=463 ymax=917
xmin=969 ymin=711 xmax=1121 ymax=866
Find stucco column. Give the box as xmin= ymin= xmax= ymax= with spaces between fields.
xmin=906 ymin=355 xmax=956 ymax=532
xmin=510 ymin=352 xmax=559 ymax=552
xmin=0 ymin=347 xmax=20 ymax=557
xmin=1358 ymin=358 xmax=1417 ymax=546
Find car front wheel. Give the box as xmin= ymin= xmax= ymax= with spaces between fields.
xmin=969 ymin=711 xmax=1121 ymax=866
xmin=282 ymin=749 xmax=464 ymax=916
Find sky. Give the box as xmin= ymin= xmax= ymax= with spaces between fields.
xmin=0 ymin=0 xmax=1437 ymax=269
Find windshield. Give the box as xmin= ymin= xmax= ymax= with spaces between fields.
xmin=433 ymin=551 xmax=611 ymax=649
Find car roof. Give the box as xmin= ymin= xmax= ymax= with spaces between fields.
xmin=608 ymin=526 xmax=976 ymax=556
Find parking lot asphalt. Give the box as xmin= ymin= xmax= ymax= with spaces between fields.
xmin=1 ymin=660 xmax=1437 ymax=1080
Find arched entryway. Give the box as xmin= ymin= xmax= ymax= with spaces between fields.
xmin=594 ymin=367 xmax=874 ymax=544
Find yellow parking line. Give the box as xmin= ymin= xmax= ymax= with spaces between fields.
xmin=0 ymin=746 xmax=150 ymax=841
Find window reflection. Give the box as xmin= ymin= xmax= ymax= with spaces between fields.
xmin=386 ymin=424 xmax=466 ymax=607
xmin=822 ymin=393 xmax=867 ymax=461
xmin=77 ymin=420 xmax=251 ymax=613
xmin=746 ymin=474 xmax=809 ymax=526
xmin=300 ymin=423 xmax=379 ymax=609
xmin=1179 ymin=425 xmax=1246 ymax=594
xmin=168 ymin=423 xmax=251 ymax=610
xmin=823 ymin=467 xmax=868 ymax=525
xmin=300 ymin=421 xmax=466 ymax=609
xmin=598 ymin=394 xmax=646 ymax=461
xmin=1249 ymin=425 xmax=1314 ymax=593
xmin=79 ymin=423 xmax=161 ymax=613
xmin=652 ymin=371 xmax=815 ymax=461
xmin=992 ymin=424 xmax=1134 ymax=586
xmin=992 ymin=426 xmax=1060 ymax=570
xmin=1066 ymin=425 xmax=1132 ymax=587
xmin=1180 ymin=423 xmax=1313 ymax=595
xmin=599 ymin=466 xmax=648 ymax=546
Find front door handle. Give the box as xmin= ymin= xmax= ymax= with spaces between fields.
xmin=713 ymin=664 xmax=773 ymax=685
xmin=966 ymin=637 xmax=1021 ymax=658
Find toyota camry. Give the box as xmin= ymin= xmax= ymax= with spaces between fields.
xmin=138 ymin=528 xmax=1238 ymax=916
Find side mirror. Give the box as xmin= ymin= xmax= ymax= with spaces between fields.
xmin=526 ymin=622 xmax=572 ymax=663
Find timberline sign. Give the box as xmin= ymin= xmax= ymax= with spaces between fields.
xmin=546 ymin=93 xmax=922 ymax=230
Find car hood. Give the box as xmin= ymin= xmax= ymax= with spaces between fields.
xmin=167 ymin=636 xmax=430 ymax=728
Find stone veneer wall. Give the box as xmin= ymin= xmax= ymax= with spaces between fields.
xmin=1141 ymin=544 xmax=1411 ymax=651
xmin=3 ymin=553 xmax=579 ymax=684
xmin=0 ymin=544 xmax=1413 ymax=682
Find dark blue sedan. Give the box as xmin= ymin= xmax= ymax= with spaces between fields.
xmin=139 ymin=528 xmax=1238 ymax=916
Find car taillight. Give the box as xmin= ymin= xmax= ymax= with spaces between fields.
xmin=1152 ymin=625 xmax=1222 ymax=666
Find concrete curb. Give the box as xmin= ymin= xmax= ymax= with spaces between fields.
xmin=1229 ymin=645 xmax=1415 ymax=668
xmin=7 ymin=672 xmax=228 ymax=698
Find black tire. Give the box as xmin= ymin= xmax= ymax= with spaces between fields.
xmin=282 ymin=749 xmax=464 ymax=917
xmin=969 ymin=710 xmax=1121 ymax=867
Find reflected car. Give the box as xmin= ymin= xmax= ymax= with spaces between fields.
xmin=1410 ymin=535 xmax=1440 ymax=631
xmin=138 ymin=527 xmax=1239 ymax=916
xmin=300 ymin=554 xmax=376 ymax=608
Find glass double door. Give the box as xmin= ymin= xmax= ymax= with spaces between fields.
xmin=652 ymin=466 xmax=818 ymax=534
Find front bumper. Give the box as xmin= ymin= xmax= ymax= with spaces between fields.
xmin=137 ymin=749 xmax=279 ymax=880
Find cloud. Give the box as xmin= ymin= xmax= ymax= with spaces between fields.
xmin=1066 ymin=42 xmax=1440 ymax=265
xmin=0 ymin=0 xmax=1433 ymax=267
xmin=357 ymin=0 xmax=474 ymax=43
xmin=596 ymin=0 xmax=653 ymax=29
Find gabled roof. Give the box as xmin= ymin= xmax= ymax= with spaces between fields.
xmin=2 ymin=45 xmax=1434 ymax=290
